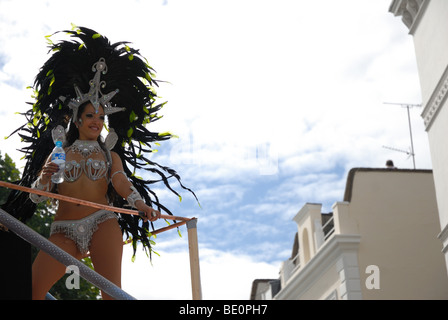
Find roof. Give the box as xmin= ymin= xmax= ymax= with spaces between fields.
xmin=343 ymin=167 xmax=433 ymax=202
xmin=249 ymin=279 xmax=280 ymax=300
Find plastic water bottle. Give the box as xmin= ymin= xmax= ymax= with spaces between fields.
xmin=51 ymin=141 xmax=66 ymax=184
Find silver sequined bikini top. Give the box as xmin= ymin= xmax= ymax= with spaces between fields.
xmin=63 ymin=140 xmax=111 ymax=182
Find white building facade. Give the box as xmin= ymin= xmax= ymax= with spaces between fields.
xmin=251 ymin=169 xmax=448 ymax=299
xmin=389 ymin=0 xmax=448 ymax=275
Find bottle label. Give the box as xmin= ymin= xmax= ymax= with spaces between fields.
xmin=52 ymin=153 xmax=66 ymax=161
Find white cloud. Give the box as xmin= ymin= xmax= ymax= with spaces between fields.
xmin=121 ymin=241 xmax=279 ymax=300
xmin=0 ymin=0 xmax=434 ymax=300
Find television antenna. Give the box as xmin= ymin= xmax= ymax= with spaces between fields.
xmin=382 ymin=102 xmax=421 ymax=169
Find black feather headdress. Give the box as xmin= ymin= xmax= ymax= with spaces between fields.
xmin=2 ymin=26 xmax=197 ymax=258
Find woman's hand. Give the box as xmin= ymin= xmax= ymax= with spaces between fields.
xmin=136 ymin=201 xmax=161 ymax=222
xmin=40 ymin=162 xmax=60 ymax=184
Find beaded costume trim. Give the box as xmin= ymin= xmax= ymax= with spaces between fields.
xmin=68 ymin=140 xmax=103 ymax=158
xmin=50 ymin=210 xmax=118 ymax=255
xmin=64 ymin=140 xmax=110 ymax=182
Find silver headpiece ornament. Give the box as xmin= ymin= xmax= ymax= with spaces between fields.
xmin=65 ymin=57 xmax=125 ymax=123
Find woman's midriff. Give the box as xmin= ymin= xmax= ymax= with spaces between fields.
xmin=54 ymin=177 xmax=109 ymax=221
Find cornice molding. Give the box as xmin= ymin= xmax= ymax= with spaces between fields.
xmin=421 ymin=64 xmax=448 ymax=130
xmin=389 ymin=0 xmax=429 ymax=35
xmin=438 ymin=222 xmax=448 ymax=254
xmin=274 ymin=234 xmax=361 ymax=300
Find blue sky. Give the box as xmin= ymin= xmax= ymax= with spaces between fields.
xmin=0 ymin=0 xmax=433 ymax=299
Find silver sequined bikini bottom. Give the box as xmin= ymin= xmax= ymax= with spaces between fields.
xmin=50 ymin=210 xmax=118 ymax=255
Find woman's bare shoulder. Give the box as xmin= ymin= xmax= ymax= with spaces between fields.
xmin=110 ymin=151 xmax=120 ymax=160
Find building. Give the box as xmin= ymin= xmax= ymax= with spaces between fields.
xmin=251 ymin=168 xmax=448 ymax=299
xmin=389 ymin=0 xmax=448 ymax=276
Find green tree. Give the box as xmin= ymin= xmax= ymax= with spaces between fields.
xmin=0 ymin=152 xmax=21 ymax=204
xmin=0 ymin=152 xmax=100 ymax=300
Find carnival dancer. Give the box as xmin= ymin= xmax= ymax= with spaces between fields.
xmin=1 ymin=26 xmax=196 ymax=299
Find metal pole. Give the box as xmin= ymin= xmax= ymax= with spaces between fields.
xmin=0 ymin=180 xmax=191 ymax=222
xmin=406 ymin=105 xmax=416 ymax=169
xmin=187 ymin=218 xmax=202 ymax=300
xmin=0 ymin=209 xmax=136 ymax=300
xmin=383 ymin=102 xmax=420 ymax=169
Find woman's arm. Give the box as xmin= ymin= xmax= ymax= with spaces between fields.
xmin=109 ymin=151 xmax=160 ymax=222
xmin=29 ymin=156 xmax=58 ymax=203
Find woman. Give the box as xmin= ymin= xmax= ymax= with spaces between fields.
xmin=1 ymin=26 xmax=197 ymax=300
xmin=31 ymin=102 xmax=160 ymax=300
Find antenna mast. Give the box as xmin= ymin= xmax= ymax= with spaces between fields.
xmin=383 ymin=102 xmax=421 ymax=169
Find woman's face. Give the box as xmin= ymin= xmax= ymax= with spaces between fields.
xmin=77 ymin=103 xmax=105 ymax=140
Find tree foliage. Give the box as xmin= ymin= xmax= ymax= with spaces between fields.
xmin=0 ymin=152 xmax=21 ymax=203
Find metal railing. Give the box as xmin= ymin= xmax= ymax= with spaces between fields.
xmin=322 ymin=216 xmax=335 ymax=241
xmin=0 ymin=208 xmax=135 ymax=300
xmin=0 ymin=180 xmax=202 ymax=300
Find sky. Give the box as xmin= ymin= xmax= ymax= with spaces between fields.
xmin=0 ymin=0 xmax=432 ymax=300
